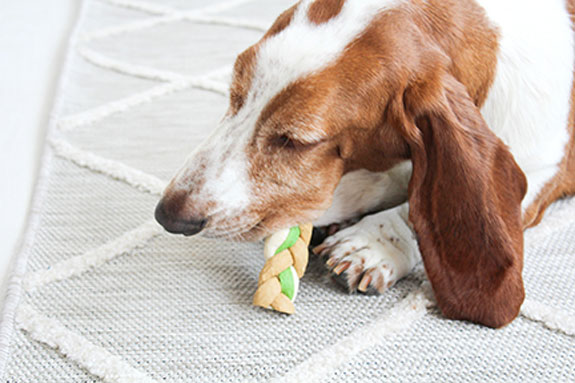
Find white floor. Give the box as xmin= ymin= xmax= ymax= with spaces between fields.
xmin=0 ymin=0 xmax=79 ymax=307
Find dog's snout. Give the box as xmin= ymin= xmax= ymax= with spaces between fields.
xmin=155 ymin=198 xmax=207 ymax=236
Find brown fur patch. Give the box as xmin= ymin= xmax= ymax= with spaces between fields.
xmin=264 ymin=3 xmax=299 ymax=38
xmin=307 ymin=0 xmax=345 ymax=25
xmin=229 ymin=47 xmax=257 ymax=114
xmin=412 ymin=0 xmax=499 ymax=106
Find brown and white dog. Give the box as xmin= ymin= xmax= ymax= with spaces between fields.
xmin=155 ymin=0 xmax=575 ymax=328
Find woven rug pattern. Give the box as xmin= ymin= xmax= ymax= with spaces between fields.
xmin=0 ymin=0 xmax=574 ymax=382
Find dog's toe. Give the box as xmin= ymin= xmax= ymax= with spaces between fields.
xmin=317 ymin=227 xmax=400 ymax=294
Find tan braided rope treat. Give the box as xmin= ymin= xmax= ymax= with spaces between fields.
xmin=253 ymin=223 xmax=313 ymax=314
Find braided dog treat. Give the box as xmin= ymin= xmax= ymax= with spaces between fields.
xmin=253 ymin=223 xmax=313 ymax=314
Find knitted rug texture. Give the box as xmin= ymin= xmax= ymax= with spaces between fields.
xmin=0 ymin=0 xmax=574 ymax=382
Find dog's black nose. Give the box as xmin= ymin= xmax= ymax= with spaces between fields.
xmin=154 ymin=199 xmax=207 ymax=236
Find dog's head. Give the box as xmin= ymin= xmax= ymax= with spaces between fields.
xmin=155 ymin=1 xmax=411 ymax=240
xmin=156 ymin=0 xmax=528 ymax=327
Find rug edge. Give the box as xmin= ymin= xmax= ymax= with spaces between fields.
xmin=0 ymin=0 xmax=90 ymax=375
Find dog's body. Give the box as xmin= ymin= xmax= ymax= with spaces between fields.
xmin=314 ymin=0 xmax=575 ymax=312
xmin=156 ymin=0 xmax=575 ymax=327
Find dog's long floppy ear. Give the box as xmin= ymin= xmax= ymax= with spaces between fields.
xmin=393 ymin=73 xmax=528 ymax=328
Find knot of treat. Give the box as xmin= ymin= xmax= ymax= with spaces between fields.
xmin=252 ymin=223 xmax=313 ymax=314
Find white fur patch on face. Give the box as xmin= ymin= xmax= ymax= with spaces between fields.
xmin=478 ymin=0 xmax=574 ymax=208
xmin=204 ymin=152 xmax=250 ymax=212
xmin=171 ymin=117 xmax=252 ymax=219
xmin=248 ymin=0 xmax=402 ymax=119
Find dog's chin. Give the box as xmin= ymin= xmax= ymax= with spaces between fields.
xmin=201 ymin=210 xmax=326 ymax=242
xmin=200 ymin=225 xmax=268 ymax=242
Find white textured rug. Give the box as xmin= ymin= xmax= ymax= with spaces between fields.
xmin=1 ymin=0 xmax=574 ymax=382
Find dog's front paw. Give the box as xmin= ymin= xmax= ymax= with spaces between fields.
xmin=313 ymin=223 xmax=406 ymax=295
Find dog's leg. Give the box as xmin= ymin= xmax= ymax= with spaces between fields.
xmin=314 ymin=203 xmax=421 ymax=294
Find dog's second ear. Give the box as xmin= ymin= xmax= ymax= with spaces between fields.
xmin=393 ymin=73 xmax=527 ymax=328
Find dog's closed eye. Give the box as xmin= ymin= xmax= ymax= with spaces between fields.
xmin=271 ymin=134 xmax=319 ymax=150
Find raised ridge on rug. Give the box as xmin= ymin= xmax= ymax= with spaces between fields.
xmin=0 ymin=0 xmax=573 ymax=382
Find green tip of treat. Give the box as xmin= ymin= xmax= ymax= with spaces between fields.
xmin=279 ymin=268 xmax=296 ymax=300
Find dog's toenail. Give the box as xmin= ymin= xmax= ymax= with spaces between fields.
xmin=333 ymin=262 xmax=350 ymax=275
xmin=358 ymin=275 xmax=372 ymax=292
xmin=312 ymin=244 xmax=327 ymax=255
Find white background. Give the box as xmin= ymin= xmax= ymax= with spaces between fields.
xmin=0 ymin=0 xmax=79 ymax=306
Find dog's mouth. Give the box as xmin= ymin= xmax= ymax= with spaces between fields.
xmin=202 ymin=208 xmax=327 ymax=242
xmin=189 ymin=211 xmax=272 ymax=242
xmin=200 ymin=220 xmax=269 ymax=242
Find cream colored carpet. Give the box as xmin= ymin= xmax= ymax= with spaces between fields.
xmin=0 ymin=0 xmax=574 ymax=382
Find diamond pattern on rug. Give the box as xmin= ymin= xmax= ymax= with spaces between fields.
xmin=25 ymin=158 xmax=158 ymax=271
xmin=323 ymin=314 xmax=575 ymax=383
xmin=66 ymin=88 xmax=227 ymax=180
xmin=59 ymin=57 xmax=159 ymax=117
xmin=1 ymin=0 xmax=574 ymax=382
